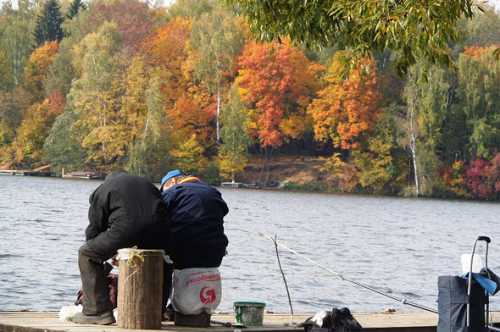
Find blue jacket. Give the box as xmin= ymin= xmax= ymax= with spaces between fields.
xmin=161 ymin=181 xmax=229 ymax=269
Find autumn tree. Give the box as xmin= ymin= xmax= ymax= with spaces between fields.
xmin=219 ymin=87 xmax=250 ymax=182
xmin=69 ymin=21 xmax=126 ymax=168
xmin=167 ymin=94 xmax=215 ymax=153
xmin=465 ymin=154 xmax=500 ymax=200
xmin=456 ymin=46 xmax=500 ymax=159
xmin=0 ymin=48 xmax=14 ymax=91
xmin=237 ymin=40 xmax=320 ymax=150
xmin=14 ymin=91 xmax=64 ymax=165
xmin=24 ymin=41 xmax=59 ymax=101
xmin=442 ymin=160 xmax=468 ymax=198
xmin=143 ymin=17 xmax=220 ymax=174
xmin=44 ymin=43 xmax=75 ymax=97
xmin=403 ymin=62 xmax=450 ymax=196
xmin=171 ymin=134 xmax=208 ymax=175
xmin=142 ymin=17 xmax=192 ymax=109
xmin=351 ymin=108 xmax=407 ymax=194
xmin=0 ymin=1 xmax=37 ymax=86
xmin=121 ymin=56 xmax=148 ymax=145
xmin=0 ymin=87 xmax=32 ymax=147
xmin=34 ymin=0 xmax=64 ymax=46
xmin=127 ymin=68 xmax=170 ymax=178
xmin=189 ymin=7 xmax=245 ymax=141
xmin=308 ymin=52 xmax=381 ymax=150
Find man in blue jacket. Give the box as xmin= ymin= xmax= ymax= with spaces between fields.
xmin=160 ymin=169 xmax=228 ymax=269
xmin=160 ymin=170 xmax=228 ymax=318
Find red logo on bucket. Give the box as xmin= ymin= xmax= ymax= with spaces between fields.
xmin=199 ymin=287 xmax=216 ymax=304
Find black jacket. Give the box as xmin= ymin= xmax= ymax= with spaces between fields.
xmin=86 ymin=174 xmax=168 ymax=258
xmin=161 ymin=180 xmax=228 ymax=269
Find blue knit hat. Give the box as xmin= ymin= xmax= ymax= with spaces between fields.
xmin=160 ymin=169 xmax=183 ymax=188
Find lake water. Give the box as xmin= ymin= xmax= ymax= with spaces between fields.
xmin=1 ymin=176 xmax=499 ymax=313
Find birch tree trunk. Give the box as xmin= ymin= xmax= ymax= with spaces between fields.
xmin=409 ymin=105 xmax=420 ymax=197
xmin=216 ymin=87 xmax=221 ymax=143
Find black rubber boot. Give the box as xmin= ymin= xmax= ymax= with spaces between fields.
xmin=162 ymin=304 xmax=175 ymax=321
xmin=71 ymin=311 xmax=115 ymax=325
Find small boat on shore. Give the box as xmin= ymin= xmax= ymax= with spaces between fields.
xmin=220 ymin=181 xmax=262 ymax=189
xmin=221 ymin=181 xmax=245 ymax=188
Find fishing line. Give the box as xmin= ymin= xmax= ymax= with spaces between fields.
xmin=227 ymin=226 xmax=438 ymax=313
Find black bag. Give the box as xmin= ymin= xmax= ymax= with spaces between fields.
xmin=302 ymin=307 xmax=362 ymax=332
xmin=437 ymin=275 xmax=489 ymax=332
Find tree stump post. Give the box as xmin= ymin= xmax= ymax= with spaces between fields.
xmin=117 ymin=248 xmax=164 ymax=329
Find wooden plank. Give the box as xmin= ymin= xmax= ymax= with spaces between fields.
xmin=2 ymin=311 xmax=499 ymax=332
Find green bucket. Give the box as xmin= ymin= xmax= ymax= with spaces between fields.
xmin=233 ymin=301 xmax=266 ymax=326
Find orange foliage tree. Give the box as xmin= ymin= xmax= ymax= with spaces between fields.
xmin=142 ymin=17 xmax=216 ymax=172
xmin=14 ymin=91 xmax=65 ymax=165
xmin=24 ymin=41 xmax=59 ymax=100
xmin=167 ymin=94 xmax=215 ymax=150
xmin=236 ymin=40 xmax=321 ymax=149
xmin=308 ymin=52 xmax=382 ymax=150
xmin=141 ymin=17 xmax=192 ymax=109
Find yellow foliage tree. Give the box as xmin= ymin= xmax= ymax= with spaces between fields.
xmin=170 ymin=134 xmax=208 ymax=175
xmin=14 ymin=91 xmax=64 ymax=165
xmin=351 ymin=137 xmax=393 ymax=193
xmin=219 ymin=88 xmax=250 ymax=182
xmin=69 ymin=22 xmax=127 ymax=168
xmin=121 ymin=56 xmax=148 ymax=145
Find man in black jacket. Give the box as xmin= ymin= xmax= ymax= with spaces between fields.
xmin=72 ymin=172 xmax=168 ymax=325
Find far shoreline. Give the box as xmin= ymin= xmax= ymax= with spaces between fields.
xmin=2 ymin=173 xmax=499 ymax=204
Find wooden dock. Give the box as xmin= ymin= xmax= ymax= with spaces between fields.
xmin=0 ymin=169 xmax=52 ymax=177
xmin=0 ymin=165 xmax=53 ymax=177
xmin=0 ymin=311 xmax=485 ymax=332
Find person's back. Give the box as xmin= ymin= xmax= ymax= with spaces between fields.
xmin=160 ymin=170 xmax=229 ymax=318
xmin=73 ymin=172 xmax=169 ymax=325
xmin=161 ymin=177 xmax=228 ymax=269
xmin=86 ymin=173 xmax=168 ymax=256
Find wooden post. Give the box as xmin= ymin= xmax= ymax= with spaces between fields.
xmin=117 ymin=249 xmax=164 ymax=329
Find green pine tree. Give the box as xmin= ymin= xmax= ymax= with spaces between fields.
xmin=34 ymin=0 xmax=64 ymax=46
xmin=66 ymin=0 xmax=86 ymax=20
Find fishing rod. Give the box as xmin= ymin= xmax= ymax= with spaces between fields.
xmin=242 ymin=228 xmax=439 ymax=314
xmin=264 ymin=232 xmax=437 ymax=313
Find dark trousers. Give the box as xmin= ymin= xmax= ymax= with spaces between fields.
xmin=78 ymin=244 xmax=114 ymax=315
